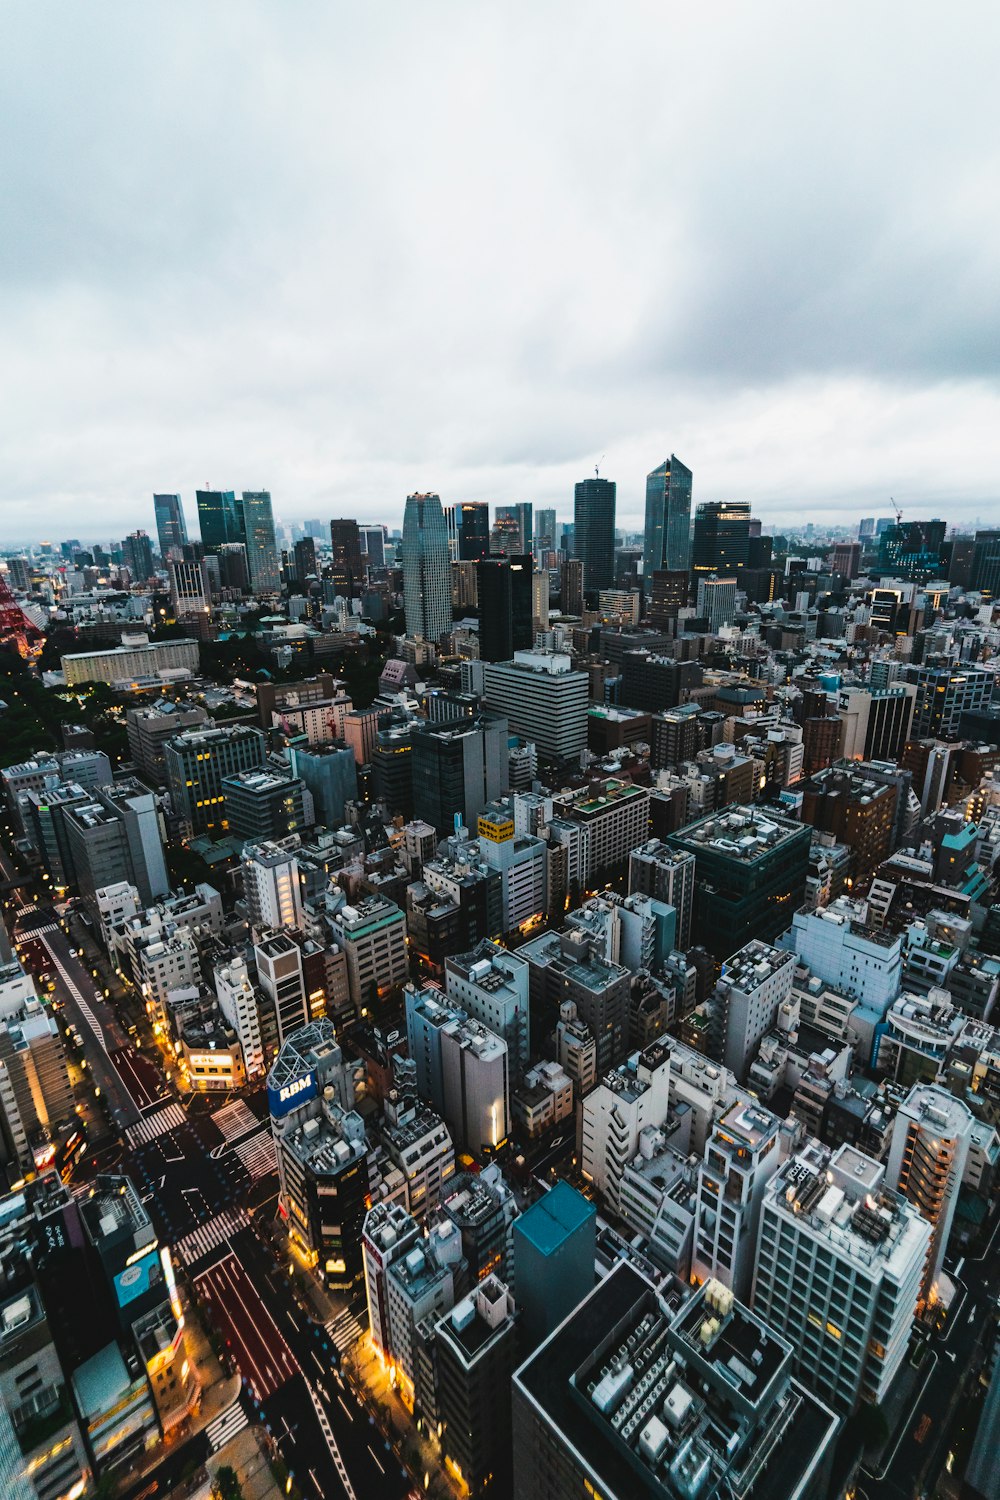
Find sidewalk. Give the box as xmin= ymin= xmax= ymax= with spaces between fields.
xmin=203 ymin=1426 xmax=286 ymax=1500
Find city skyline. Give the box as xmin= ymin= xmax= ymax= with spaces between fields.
xmin=2 ymin=7 xmax=999 ymax=539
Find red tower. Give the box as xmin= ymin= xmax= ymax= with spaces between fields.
xmin=0 ymin=574 xmax=41 ymax=658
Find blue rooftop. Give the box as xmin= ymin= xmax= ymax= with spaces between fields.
xmin=515 ymin=1181 xmax=595 ymax=1256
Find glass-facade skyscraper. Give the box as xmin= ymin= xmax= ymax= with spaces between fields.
xmin=573 ymin=476 xmax=616 ymax=594
xmin=402 ymin=492 xmax=451 ymax=642
xmin=153 ymin=493 xmax=188 ymax=557
xmin=196 ymin=489 xmax=243 ymax=551
xmin=240 ymin=490 xmax=281 ymax=592
xmin=692 ymin=501 xmax=752 ymax=579
xmin=534 ymin=508 xmax=557 ymax=551
xmin=457 ymin=502 xmax=490 ymax=561
xmin=495 ymin=503 xmax=533 ymax=554
xmin=642 ymin=455 xmax=692 ymax=575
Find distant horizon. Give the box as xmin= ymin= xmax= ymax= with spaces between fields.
xmin=2 ymin=498 xmax=996 ymax=553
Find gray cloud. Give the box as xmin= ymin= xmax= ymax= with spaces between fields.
xmin=1 ymin=1 xmax=999 ymax=544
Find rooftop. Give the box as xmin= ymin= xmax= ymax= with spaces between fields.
xmin=668 ymin=805 xmax=807 ymax=861
xmin=514 ymin=1181 xmax=595 ymax=1256
xmin=515 ymin=1264 xmax=837 ymax=1500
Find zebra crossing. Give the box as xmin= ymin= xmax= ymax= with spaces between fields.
xmin=172 ymin=1209 xmax=248 ymax=1268
xmin=206 ymin=1400 xmax=248 ymax=1453
xmin=212 ymin=1098 xmax=259 ymax=1143
xmin=326 ymin=1308 xmax=364 ymax=1355
xmin=38 ymin=933 xmax=107 ymax=1048
xmin=234 ymin=1129 xmax=277 ymax=1181
xmin=125 ymin=1102 xmax=187 ymax=1146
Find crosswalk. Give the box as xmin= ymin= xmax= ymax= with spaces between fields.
xmin=234 ymin=1130 xmax=277 ymax=1181
xmin=326 ymin=1309 xmax=364 ymax=1356
xmin=26 ymin=921 xmax=58 ymax=937
xmin=212 ymin=1099 xmax=259 ymax=1143
xmin=126 ymin=1102 xmax=187 ymax=1146
xmin=38 ymin=933 xmax=107 ymax=1048
xmin=206 ymin=1400 xmax=248 ymax=1452
xmin=15 ymin=903 xmax=39 ymax=918
xmin=172 ymin=1209 xmax=248 ymax=1268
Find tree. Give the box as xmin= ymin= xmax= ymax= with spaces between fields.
xmin=212 ymin=1465 xmax=244 ymax=1500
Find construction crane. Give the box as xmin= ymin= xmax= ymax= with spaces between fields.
xmin=595 ymin=454 xmax=605 ymax=478
xmin=890 ymin=497 xmax=903 ymax=524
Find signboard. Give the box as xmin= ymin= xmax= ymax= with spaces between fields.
xmin=113 ymin=1248 xmax=163 ymax=1309
xmin=267 ymin=1068 xmax=317 ymax=1120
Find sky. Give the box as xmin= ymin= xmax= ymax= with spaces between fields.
xmin=2 ymin=2 xmax=999 ymax=545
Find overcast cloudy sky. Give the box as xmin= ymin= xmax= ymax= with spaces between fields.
xmin=2 ymin=3 xmax=998 ymax=544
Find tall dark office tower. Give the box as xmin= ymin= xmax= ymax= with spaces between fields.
xmin=972 ymin=531 xmax=1000 ymax=598
xmin=877 ymin=520 xmax=946 ymax=581
xmin=642 ymin=455 xmax=692 ymax=576
xmin=293 ymin=536 xmax=318 ymax=582
xmin=153 ymin=493 xmax=188 ymax=558
xmin=240 ymin=491 xmax=281 ymax=592
xmin=647 ymin=569 xmax=689 ymax=627
xmin=495 ymin=502 xmax=532 ymax=553
xmin=692 ymin=501 xmax=752 ymax=579
xmin=476 ymin=555 xmax=533 ymax=662
xmin=402 ymin=492 xmax=451 ymax=641
xmin=560 ymin=558 xmax=583 ymax=616
xmin=360 ymin=525 xmax=386 ymax=568
xmin=573 ymin=476 xmax=616 ymax=594
xmin=457 ymin=502 xmax=491 ymax=561
xmin=122 ymin=530 xmax=154 ymax=581
xmin=534 ymin=508 xmax=557 ymax=551
xmin=217 ymin=542 xmax=250 ymax=593
xmin=330 ymin=518 xmax=363 ymax=595
xmin=196 ymin=489 xmax=243 ymax=551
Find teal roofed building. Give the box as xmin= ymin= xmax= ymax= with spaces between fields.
xmin=512 ymin=1180 xmax=595 ymax=1350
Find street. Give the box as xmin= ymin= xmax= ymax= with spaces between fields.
xmin=861 ymin=1217 xmax=1000 ymax=1500
xmin=9 ymin=892 xmax=416 ymax=1500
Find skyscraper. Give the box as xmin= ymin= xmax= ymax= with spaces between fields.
xmin=359 ymin=524 xmax=386 ymax=568
xmin=495 ymin=502 xmax=532 ymax=553
xmin=330 ymin=518 xmax=363 ymax=596
xmin=642 ymin=455 xmax=692 ymax=575
xmin=153 ymin=493 xmax=188 ymax=557
xmin=293 ymin=536 xmax=318 ymax=582
xmin=402 ymin=492 xmax=451 ymax=642
xmin=122 ymin=530 xmax=154 ymax=581
xmin=196 ymin=488 xmax=242 ymax=551
xmin=475 ymin=555 xmax=533 ymax=661
xmin=692 ymin=500 xmax=752 ymax=579
xmin=533 ymin=508 xmax=557 ymax=552
xmin=457 ymin=502 xmax=490 ymax=561
xmin=240 ymin=490 xmax=281 ymax=592
xmin=573 ymin=475 xmax=616 ymax=594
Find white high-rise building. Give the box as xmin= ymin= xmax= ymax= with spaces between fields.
xmin=214 ymin=952 xmax=265 ymax=1078
xmin=692 ymin=1100 xmax=782 ymax=1301
xmin=444 ymin=942 xmax=530 ymax=1072
xmin=482 ymin=650 xmax=589 ymax=761
xmin=713 ymin=941 xmax=796 ymax=1081
xmin=782 ymin=898 xmax=903 ymax=1015
xmin=241 ymin=840 xmax=304 ymax=931
xmin=440 ymin=1017 xmax=509 ymax=1159
xmin=254 ymin=930 xmax=310 ymax=1045
xmin=580 ymin=1039 xmax=671 ymax=1214
xmin=886 ymin=1082 xmax=975 ymax=1301
xmin=753 ymin=1141 xmax=931 ymax=1411
xmin=362 ymin=1202 xmax=421 ymax=1358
